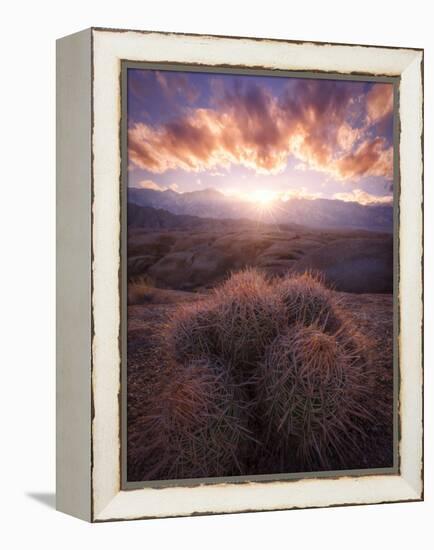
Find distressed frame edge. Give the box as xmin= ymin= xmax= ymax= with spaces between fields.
xmin=90 ymin=25 xmax=424 ymax=54
xmin=90 ymin=28 xmax=423 ymax=522
xmin=56 ymin=27 xmax=93 ymax=522
xmin=396 ymin=51 xmax=424 ymax=501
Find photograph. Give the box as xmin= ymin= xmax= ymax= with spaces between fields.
xmin=0 ymin=0 xmax=428 ymax=540
xmin=124 ymin=66 xmax=396 ymax=483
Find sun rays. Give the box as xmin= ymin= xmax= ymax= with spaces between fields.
xmin=248 ymin=189 xmax=277 ymax=205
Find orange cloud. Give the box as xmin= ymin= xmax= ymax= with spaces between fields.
xmin=281 ymin=188 xmax=324 ymax=201
xmin=337 ymin=123 xmax=361 ymax=150
xmin=332 ymin=138 xmax=393 ymax=181
xmin=155 ymin=71 xmax=200 ymax=103
xmin=135 ymin=179 xmax=162 ymax=190
xmin=333 ymin=188 xmax=393 ymax=205
xmin=366 ymin=83 xmax=393 ymax=124
xmin=132 ymin=179 xmax=178 ymax=191
xmin=128 ymin=80 xmax=394 ymax=182
xmin=128 ymin=101 xmax=290 ymax=175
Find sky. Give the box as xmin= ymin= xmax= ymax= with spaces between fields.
xmin=127 ymin=68 xmax=394 ymax=206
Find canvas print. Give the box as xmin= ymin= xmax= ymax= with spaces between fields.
xmin=125 ymin=67 xmax=395 ymax=483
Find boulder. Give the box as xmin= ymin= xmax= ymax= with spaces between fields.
xmin=291 ymin=237 xmax=393 ymax=293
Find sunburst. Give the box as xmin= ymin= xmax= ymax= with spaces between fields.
xmin=249 ymin=189 xmax=276 ymax=206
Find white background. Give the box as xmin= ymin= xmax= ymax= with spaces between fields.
xmin=1 ymin=0 xmax=432 ymax=547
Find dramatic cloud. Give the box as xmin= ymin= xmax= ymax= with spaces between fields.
xmin=128 ymin=70 xmax=200 ymax=127
xmin=333 ymin=188 xmax=393 ymax=206
xmin=331 ymin=138 xmax=393 ymax=181
xmin=337 ymin=123 xmax=362 ymax=150
xmin=132 ymin=179 xmax=178 ymax=191
xmin=232 ymin=186 xmax=324 ymax=203
xmin=128 ymin=97 xmax=290 ymax=175
xmin=281 ymin=188 xmax=324 ymax=201
xmin=128 ymin=76 xmax=394 ymax=183
xmin=155 ymin=71 xmax=200 ymax=104
xmin=134 ymin=179 xmax=162 ymax=190
xmin=366 ymin=83 xmax=393 ymax=124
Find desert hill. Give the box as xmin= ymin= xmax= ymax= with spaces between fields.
xmin=128 ymin=204 xmax=393 ymax=294
xmin=128 ymin=202 xmax=301 ymax=232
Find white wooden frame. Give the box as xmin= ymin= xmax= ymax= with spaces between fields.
xmin=56 ymin=27 xmax=423 ymax=522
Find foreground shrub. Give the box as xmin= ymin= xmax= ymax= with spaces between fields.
xmin=276 ymin=271 xmax=342 ymax=333
xmin=127 ymin=274 xmax=154 ymax=305
xmin=142 ymin=268 xmax=378 ymax=476
xmin=168 ymin=269 xmax=285 ymax=377
xmin=128 ymin=357 xmax=255 ymax=480
xmin=167 ymin=301 xmax=222 ymax=361
xmin=258 ymin=324 xmax=374 ymax=469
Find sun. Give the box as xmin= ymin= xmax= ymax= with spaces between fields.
xmin=249 ymin=189 xmax=276 ymax=205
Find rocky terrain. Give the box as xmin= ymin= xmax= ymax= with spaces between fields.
xmin=128 ymin=204 xmax=393 ymax=294
xmin=126 ymin=199 xmax=395 ymax=480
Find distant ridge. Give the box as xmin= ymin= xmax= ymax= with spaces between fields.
xmin=128 ymin=203 xmax=213 ymax=230
xmin=128 ymin=187 xmax=393 ymax=232
xmin=128 ymin=202 xmax=296 ymax=231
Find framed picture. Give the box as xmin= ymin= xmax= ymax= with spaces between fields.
xmin=56 ymin=27 xmax=423 ymax=522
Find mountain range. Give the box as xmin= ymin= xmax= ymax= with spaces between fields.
xmin=128 ymin=187 xmax=393 ymax=232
